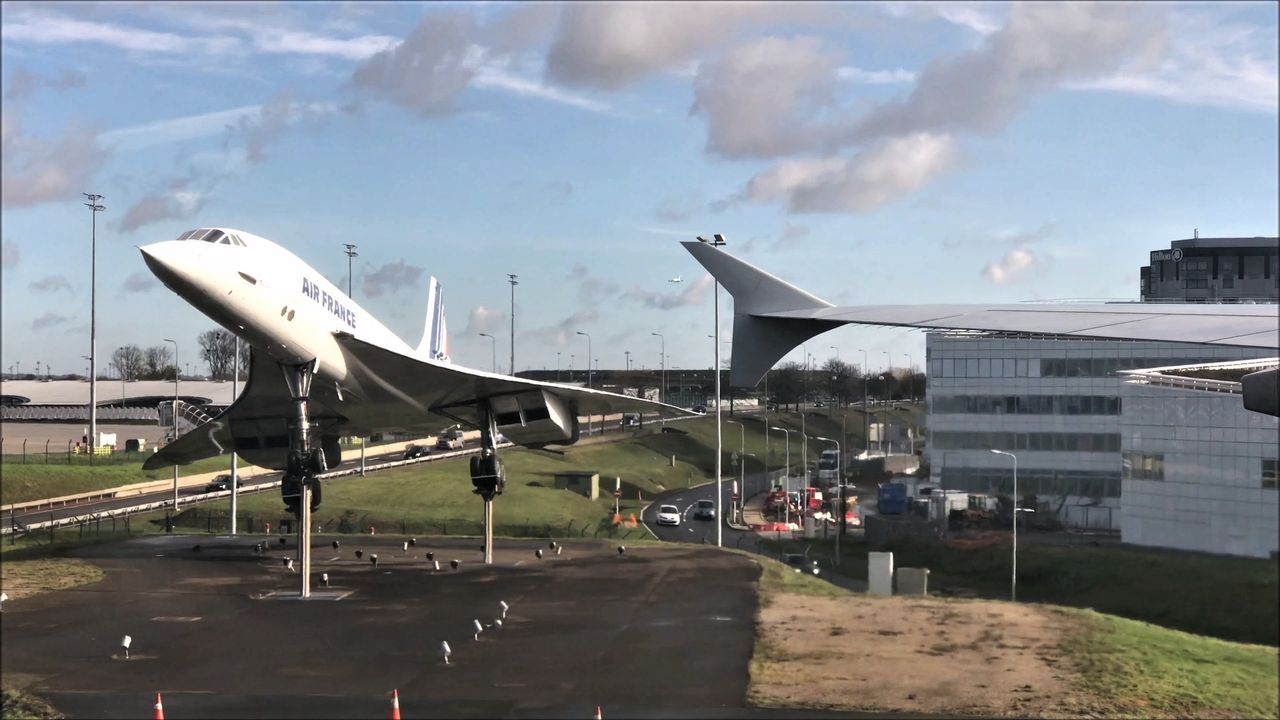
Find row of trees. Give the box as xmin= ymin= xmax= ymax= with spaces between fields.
xmin=108 ymin=328 xmax=250 ymax=381
xmin=764 ymin=359 xmax=925 ymax=410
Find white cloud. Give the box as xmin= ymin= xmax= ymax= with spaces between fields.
xmin=462 ymin=305 xmax=505 ymax=335
xmin=1 ymin=106 xmax=110 ymax=208
xmin=100 ymin=105 xmax=264 ymax=152
xmin=851 ymin=3 xmax=1167 ymax=142
xmin=737 ymin=133 xmax=959 ymax=214
xmin=121 ymin=272 xmax=158 ymax=295
xmin=349 ymin=12 xmax=479 ymax=116
xmin=0 ymin=10 xmax=240 ymax=55
xmin=691 ymin=36 xmax=844 ymax=160
xmin=29 ymin=275 xmax=73 ymax=294
xmin=837 ymin=66 xmax=917 ymax=84
xmin=32 ymin=312 xmax=74 ymax=331
xmin=362 ymin=260 xmax=425 ymax=299
xmin=251 ymin=29 xmax=399 ymax=61
xmin=982 ymin=247 xmax=1036 ymax=285
xmin=1 ymin=241 xmax=19 ymax=269
xmin=1069 ymin=10 xmax=1278 ymax=113
xmin=118 ymin=188 xmax=205 ymax=234
xmin=472 ymin=66 xmax=612 ymax=114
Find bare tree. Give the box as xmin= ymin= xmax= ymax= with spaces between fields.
xmin=110 ymin=344 xmax=146 ymax=381
xmin=143 ymin=345 xmax=173 ymax=379
xmin=198 ymin=328 xmax=238 ymax=380
xmin=770 ymin=362 xmax=805 ymax=410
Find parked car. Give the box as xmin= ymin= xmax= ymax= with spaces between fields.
xmin=693 ymin=499 xmax=716 ymax=520
xmin=692 ymin=405 xmax=707 ymax=414
xmin=204 ymin=474 xmax=243 ymax=492
xmin=403 ymin=444 xmax=430 ymax=460
xmin=655 ymin=504 xmax=681 ymax=526
xmin=621 ymin=413 xmax=640 ymax=429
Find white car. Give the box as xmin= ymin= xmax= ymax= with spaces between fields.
xmin=655 ymin=504 xmax=681 ymax=526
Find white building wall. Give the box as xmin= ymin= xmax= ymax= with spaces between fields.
xmin=1121 ymin=381 xmax=1279 ymax=559
xmin=926 ymin=334 xmax=1274 ymax=532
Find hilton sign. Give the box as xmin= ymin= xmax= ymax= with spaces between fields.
xmin=1151 ymin=248 xmax=1185 ymax=263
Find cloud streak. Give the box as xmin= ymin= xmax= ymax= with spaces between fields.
xmin=362 ymin=260 xmax=425 ymax=299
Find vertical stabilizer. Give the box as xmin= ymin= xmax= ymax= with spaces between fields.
xmin=418 ymin=277 xmax=450 ymax=363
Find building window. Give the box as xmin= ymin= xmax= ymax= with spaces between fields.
xmin=1264 ymin=459 xmax=1279 ymax=490
xmin=1123 ymin=451 xmax=1165 ymax=481
xmin=1185 ymin=279 xmax=1209 ymax=290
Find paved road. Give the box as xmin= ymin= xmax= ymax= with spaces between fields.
xmin=2 ymin=535 xmax=770 ymax=718
xmin=641 ymin=471 xmax=774 ymax=550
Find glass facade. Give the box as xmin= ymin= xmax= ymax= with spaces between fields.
xmin=939 ymin=466 xmax=1120 ymax=499
xmin=933 ymin=430 xmax=1120 ymax=453
xmin=932 ymin=394 xmax=1120 ymax=415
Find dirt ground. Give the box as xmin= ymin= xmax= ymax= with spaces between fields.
xmin=751 ymin=593 xmax=1099 ymax=718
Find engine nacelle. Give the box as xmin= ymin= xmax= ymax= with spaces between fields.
xmin=488 ymin=390 xmax=578 ymax=447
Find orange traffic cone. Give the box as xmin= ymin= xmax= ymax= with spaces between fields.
xmin=594 ymin=705 xmax=603 ymax=719
xmin=611 ymin=512 xmax=621 ymax=526
xmin=153 ymin=693 xmax=165 ymax=720
xmin=627 ymin=512 xmax=638 ymax=528
xmin=389 ymin=688 xmax=401 ymax=720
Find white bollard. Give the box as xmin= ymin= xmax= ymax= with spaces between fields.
xmin=473 ymin=619 xmax=483 ymax=641
xmin=120 ymin=635 xmax=132 ymax=659
xmin=433 ymin=560 xmax=441 ymax=572
xmin=499 ymin=600 xmax=509 ymax=619
xmin=441 ymin=640 xmax=451 ymax=664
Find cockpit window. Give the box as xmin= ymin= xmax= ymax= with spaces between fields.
xmin=175 ymin=228 xmax=234 ymax=244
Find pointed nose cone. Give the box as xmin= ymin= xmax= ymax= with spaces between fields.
xmin=140 ymin=241 xmax=199 ymax=294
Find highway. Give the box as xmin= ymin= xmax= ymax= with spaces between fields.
xmin=641 ymin=469 xmax=775 ymax=549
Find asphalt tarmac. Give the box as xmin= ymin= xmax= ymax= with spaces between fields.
xmin=3 ymin=534 xmax=769 ymax=718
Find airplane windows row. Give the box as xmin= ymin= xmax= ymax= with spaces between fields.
xmin=174 ymin=228 xmax=249 ymax=247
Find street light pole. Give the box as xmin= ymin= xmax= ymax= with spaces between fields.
xmin=858 ymin=349 xmax=869 ymax=455
xmin=902 ymin=352 xmax=915 ymax=402
xmin=650 ymin=332 xmax=665 ymax=403
xmin=698 ymin=233 xmax=727 ymax=547
xmin=164 ymin=338 xmax=179 ymax=511
xmin=507 ymin=274 xmax=518 ymax=375
xmin=576 ymin=331 xmax=592 ymax=388
xmin=815 ymin=436 xmax=842 ymax=562
xmin=479 ymin=333 xmax=496 ymax=372
xmin=83 ymin=193 xmax=105 ymax=460
xmin=770 ymin=426 xmax=792 ymax=528
xmin=343 ymin=244 xmax=358 ymax=298
xmin=556 ymin=352 xmax=561 ymax=382
xmin=727 ymin=418 xmax=745 ymax=523
xmin=991 ymin=449 xmax=1018 ymax=602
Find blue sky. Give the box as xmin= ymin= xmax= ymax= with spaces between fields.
xmin=2 ymin=1 xmax=1277 ymax=381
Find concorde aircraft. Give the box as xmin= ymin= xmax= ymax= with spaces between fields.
xmin=139 ymin=227 xmax=688 ymax=513
xmin=682 ymin=239 xmax=1279 ymax=417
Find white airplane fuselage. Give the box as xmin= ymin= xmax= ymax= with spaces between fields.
xmin=140 ymin=228 xmax=413 ymax=385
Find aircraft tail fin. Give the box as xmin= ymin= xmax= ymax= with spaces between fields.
xmin=682 ymin=240 xmax=840 ymax=388
xmin=417 ymin=276 xmax=450 ymax=363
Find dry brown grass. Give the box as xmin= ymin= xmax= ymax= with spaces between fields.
xmin=1 ymin=558 xmax=104 ymax=601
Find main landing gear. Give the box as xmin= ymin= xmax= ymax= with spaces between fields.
xmin=280 ymin=361 xmax=323 ymax=598
xmin=469 ymin=405 xmax=505 ymax=565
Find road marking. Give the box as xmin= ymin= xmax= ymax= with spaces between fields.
xmin=151 ymin=616 xmax=202 ymax=622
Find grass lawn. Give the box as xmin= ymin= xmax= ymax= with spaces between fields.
xmin=0 ymin=557 xmax=104 ymax=600
xmin=1 ymin=688 xmax=63 ymax=720
xmin=1061 ymin=607 xmax=1279 ymax=718
xmin=0 ymin=453 xmax=253 ymax=505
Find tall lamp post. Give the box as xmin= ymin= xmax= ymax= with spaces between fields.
xmin=697 ymin=233 xmax=727 ymax=547
xmin=815 ymin=435 xmax=843 ymax=562
xmin=858 ymin=348 xmax=869 ymax=455
xmin=479 ymin=333 xmax=496 ymax=372
xmin=83 ymin=193 xmax=105 ymax=459
xmin=650 ymin=332 xmax=665 ymax=402
xmin=507 ymin=274 xmax=518 ymax=375
xmin=164 ymin=338 xmax=179 ymax=511
xmin=575 ymin=331 xmax=592 ymax=388
xmin=902 ymin=352 xmax=915 ymax=402
xmin=769 ymin=426 xmax=792 ymax=527
xmin=343 ymin=243 xmax=358 ymax=297
xmin=990 ymin=449 xmax=1019 ymax=601
xmin=726 ymin=418 xmax=745 ymax=523
xmin=230 ymin=335 xmax=240 ymax=534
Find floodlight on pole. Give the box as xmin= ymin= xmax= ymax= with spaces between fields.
xmin=343 ymin=243 xmax=358 ymax=298
xmin=83 ymin=193 xmax=105 ymax=460
xmin=576 ymin=331 xmax=592 ymax=388
xmin=990 ymin=449 xmax=1019 ymax=602
xmin=697 ymin=233 xmax=727 ymax=548
xmin=507 ymin=274 xmax=518 ymax=375
xmin=479 ymin=333 xmax=496 ymax=372
xmin=650 ymin=333 xmax=665 ymax=402
xmin=858 ymin=349 xmax=870 ymax=453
